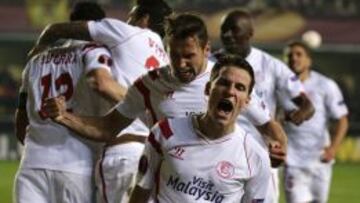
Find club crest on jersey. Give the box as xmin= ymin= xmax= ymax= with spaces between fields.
xmin=216 ymin=161 xmax=235 ymax=179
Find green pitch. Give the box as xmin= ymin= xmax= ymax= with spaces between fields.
xmin=1 ymin=161 xmax=359 ymax=203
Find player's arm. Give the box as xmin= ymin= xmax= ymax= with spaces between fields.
xmin=83 ymin=46 xmax=127 ymax=103
xmin=322 ymin=115 xmax=349 ymax=162
xmin=256 ymin=119 xmax=287 ymax=167
xmin=15 ymin=93 xmax=28 ymax=145
xmin=29 ymin=22 xmax=91 ymax=58
xmin=257 ymin=119 xmax=287 ymax=148
xmin=321 ymin=81 xmax=349 ymax=162
xmin=287 ymin=92 xmax=315 ymax=125
xmin=243 ymin=94 xmax=287 ymax=166
xmin=44 ymin=96 xmax=133 ymax=142
xmin=87 ymin=69 xmax=127 ymax=103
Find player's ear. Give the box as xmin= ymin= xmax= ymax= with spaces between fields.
xmin=138 ymin=14 xmax=150 ymax=28
xmin=205 ymin=82 xmax=211 ymax=96
xmin=204 ymin=41 xmax=211 ymax=57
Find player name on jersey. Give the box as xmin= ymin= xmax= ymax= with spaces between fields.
xmin=40 ymin=51 xmax=77 ymax=65
xmin=166 ymin=175 xmax=225 ymax=203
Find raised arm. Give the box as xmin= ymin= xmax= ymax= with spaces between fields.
xmin=86 ymin=69 xmax=127 ymax=103
xmin=44 ymin=96 xmax=133 ymax=142
xmin=29 ymin=21 xmax=91 ymax=58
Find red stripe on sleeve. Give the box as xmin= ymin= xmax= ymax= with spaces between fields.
xmin=158 ymin=119 xmax=173 ymax=139
xmin=148 ymin=132 xmax=162 ymax=155
xmin=134 ymin=78 xmax=158 ymax=124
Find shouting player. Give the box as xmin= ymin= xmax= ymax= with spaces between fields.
xmin=215 ymin=9 xmax=315 ymax=203
xmin=129 ymin=55 xmax=271 ymax=203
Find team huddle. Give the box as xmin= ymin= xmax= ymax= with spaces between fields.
xmin=14 ymin=0 xmax=349 ymax=203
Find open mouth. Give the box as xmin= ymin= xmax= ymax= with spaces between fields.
xmin=175 ymin=68 xmax=195 ymax=82
xmin=217 ymin=99 xmax=234 ymax=114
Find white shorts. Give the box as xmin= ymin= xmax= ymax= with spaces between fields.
xmin=14 ymin=168 xmax=95 ymax=203
xmin=284 ymin=164 xmax=332 ymax=203
xmin=264 ymin=168 xmax=279 ymax=203
xmin=96 ymin=142 xmax=144 ymax=203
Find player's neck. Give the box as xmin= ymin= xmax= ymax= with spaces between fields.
xmin=199 ymin=59 xmax=208 ymax=75
xmin=194 ymin=114 xmax=235 ymax=140
xmin=299 ymin=69 xmax=310 ymax=82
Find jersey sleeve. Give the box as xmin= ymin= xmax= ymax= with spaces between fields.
xmin=136 ymin=125 xmax=164 ymax=189
xmin=324 ymin=79 xmax=349 ymax=119
xmin=115 ymin=77 xmax=147 ymax=119
xmin=242 ymin=134 xmax=271 ymax=202
xmin=82 ymin=45 xmax=112 ymax=75
xmin=274 ymin=60 xmax=304 ymax=99
xmin=87 ymin=18 xmax=137 ymax=47
xmin=242 ymin=92 xmax=271 ymax=126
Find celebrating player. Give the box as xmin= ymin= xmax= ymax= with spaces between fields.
xmin=129 ymin=55 xmax=271 ymax=203
xmin=14 ymin=2 xmax=114 ymax=202
xmin=282 ymin=41 xmax=349 ymax=203
xmin=30 ymin=1 xmax=173 ymax=202
xmin=214 ymin=9 xmax=315 ymax=203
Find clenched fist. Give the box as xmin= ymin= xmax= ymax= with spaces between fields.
xmin=43 ymin=96 xmax=67 ymax=122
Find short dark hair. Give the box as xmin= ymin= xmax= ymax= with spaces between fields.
xmin=135 ymin=0 xmax=173 ymax=37
xmin=287 ymin=40 xmax=312 ymax=57
xmin=221 ymin=9 xmax=252 ymax=32
xmin=211 ymin=54 xmax=255 ymax=95
xmin=165 ymin=13 xmax=208 ymax=48
xmin=70 ymin=1 xmax=105 ymax=22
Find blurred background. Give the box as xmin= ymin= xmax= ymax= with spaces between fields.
xmin=1 ymin=0 xmax=359 ymax=162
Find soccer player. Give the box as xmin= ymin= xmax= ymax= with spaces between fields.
xmin=129 ymin=55 xmax=271 ymax=203
xmin=282 ymin=41 xmax=349 ymax=203
xmin=215 ymin=9 xmax=315 ymax=203
xmin=30 ymin=1 xmax=173 ymax=202
xmin=14 ymin=2 xmax=115 ymax=202
xmin=44 ymin=13 xmax=284 ymax=168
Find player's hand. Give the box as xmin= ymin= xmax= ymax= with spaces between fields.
xmin=269 ymin=141 xmax=286 ymax=168
xmin=285 ymin=110 xmax=306 ymax=125
xmin=43 ymin=96 xmax=67 ymax=122
xmin=321 ymin=146 xmax=336 ymax=163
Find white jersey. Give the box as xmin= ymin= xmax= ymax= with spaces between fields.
xmin=280 ymin=71 xmax=348 ymax=167
xmin=19 ymin=42 xmax=113 ymax=175
xmin=137 ymin=117 xmax=271 ymax=203
xmin=117 ymin=59 xmax=270 ymax=128
xmin=88 ymin=18 xmax=169 ymax=136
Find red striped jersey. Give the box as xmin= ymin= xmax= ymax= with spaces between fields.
xmin=117 ymin=60 xmax=214 ymax=127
